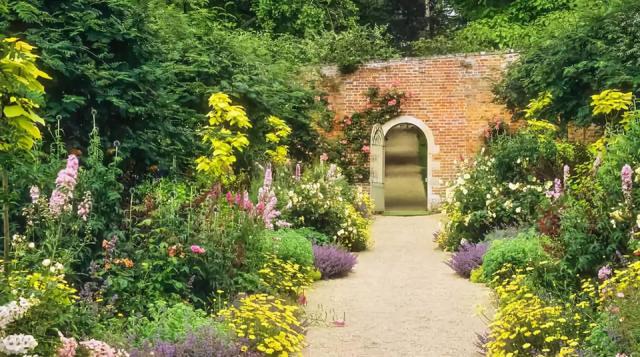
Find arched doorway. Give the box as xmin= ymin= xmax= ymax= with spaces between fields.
xmin=370 ymin=116 xmax=438 ymax=213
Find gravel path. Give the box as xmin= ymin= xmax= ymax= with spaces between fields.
xmin=304 ymin=215 xmax=492 ymax=357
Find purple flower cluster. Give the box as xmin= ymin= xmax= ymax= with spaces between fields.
xmin=225 ymin=167 xmax=286 ymax=230
xmin=446 ymin=242 xmax=488 ymax=278
xmin=49 ymin=155 xmax=79 ymax=217
xmin=563 ymin=164 xmax=570 ymax=188
xmin=621 ymin=164 xmax=633 ymax=200
xmin=598 ymin=265 xmax=612 ymax=281
xmin=545 ymin=178 xmax=563 ymax=201
xmin=129 ymin=327 xmax=260 ymax=357
xmin=313 ymin=244 xmax=357 ymax=279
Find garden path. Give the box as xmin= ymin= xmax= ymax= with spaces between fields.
xmin=304 ymin=215 xmax=491 ymax=356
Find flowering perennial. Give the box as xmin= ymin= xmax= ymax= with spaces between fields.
xmin=49 ymin=155 xmax=79 ymax=216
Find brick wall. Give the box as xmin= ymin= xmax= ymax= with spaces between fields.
xmin=322 ymin=53 xmax=518 ymax=203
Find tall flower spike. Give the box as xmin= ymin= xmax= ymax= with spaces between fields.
xmin=294 ymin=162 xmax=301 ymax=181
xmin=622 ymin=164 xmax=633 ymax=200
xmin=563 ymin=164 xmax=570 ymax=189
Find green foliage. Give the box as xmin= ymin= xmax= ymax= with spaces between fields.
xmin=0 ymin=37 xmax=49 ymax=152
xmin=254 ymin=0 xmax=359 ymax=37
xmin=495 ymin=0 xmax=640 ymax=128
xmin=263 ymin=229 xmax=314 ymax=267
xmin=119 ymin=301 xmax=225 ymax=347
xmin=293 ymin=227 xmax=331 ymax=245
xmin=482 ymin=229 xmax=550 ymax=280
xmin=314 ymin=25 xmax=398 ymax=73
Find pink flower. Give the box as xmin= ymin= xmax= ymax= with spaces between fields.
xmin=49 ymin=155 xmax=79 ymax=217
xmin=190 ymin=245 xmax=206 ymax=255
xmin=77 ymin=191 xmax=92 ymax=221
xmin=344 ymin=117 xmax=352 ymax=125
xmin=622 ymin=164 xmax=633 ymax=199
xmin=57 ymin=331 xmax=78 ymax=357
xmin=598 ymin=265 xmax=612 ymax=280
xmin=226 ymin=191 xmax=234 ymax=204
xmin=361 ymin=145 xmax=370 ymax=154
xmin=387 ymin=99 xmax=397 ymax=106
xmin=320 ymin=153 xmax=329 ymax=162
xmin=263 ymin=164 xmax=272 ymax=188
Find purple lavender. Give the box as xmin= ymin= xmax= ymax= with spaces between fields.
xmin=446 ymin=242 xmax=488 ymax=278
xmin=313 ymin=244 xmax=358 ymax=279
xmin=621 ymin=164 xmax=633 ymax=200
xmin=129 ymin=326 xmax=260 ymax=357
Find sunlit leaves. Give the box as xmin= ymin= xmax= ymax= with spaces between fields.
xmin=590 ymin=90 xmax=633 ymax=117
xmin=0 ymin=36 xmax=49 ymax=151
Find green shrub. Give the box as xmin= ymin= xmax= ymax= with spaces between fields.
xmin=264 ymin=229 xmax=314 ymax=267
xmin=293 ymin=227 xmax=331 ymax=245
xmin=482 ymin=229 xmax=551 ymax=280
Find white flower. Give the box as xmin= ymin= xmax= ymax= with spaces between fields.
xmin=27 ymin=243 xmax=35 ymax=249
xmin=515 ymin=207 xmax=522 ymax=213
xmin=508 ymin=182 xmax=519 ymax=191
xmin=461 ymin=188 xmax=468 ymax=195
xmin=0 ymin=334 xmax=38 ymax=355
xmin=486 ymin=194 xmax=491 ymax=199
xmin=463 ymin=174 xmax=471 ymax=180
xmin=637 ymin=213 xmax=640 ymax=228
xmin=41 ymin=259 xmax=51 ymax=267
xmin=504 ymin=200 xmax=513 ymax=209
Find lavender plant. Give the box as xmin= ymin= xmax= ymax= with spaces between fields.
xmin=313 ymin=244 xmax=357 ymax=279
xmin=446 ymin=242 xmax=488 ymax=278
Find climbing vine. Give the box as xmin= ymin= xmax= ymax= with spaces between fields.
xmin=325 ymin=86 xmax=406 ymax=183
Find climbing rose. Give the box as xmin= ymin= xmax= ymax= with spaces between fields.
xmin=361 ymin=145 xmax=370 ymax=154
xmin=621 ymin=164 xmax=633 ymax=199
xmin=387 ymin=99 xmax=397 ymax=106
xmin=190 ymin=245 xmax=206 ymax=255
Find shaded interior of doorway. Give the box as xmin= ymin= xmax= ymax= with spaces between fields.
xmin=384 ymin=124 xmax=428 ymax=211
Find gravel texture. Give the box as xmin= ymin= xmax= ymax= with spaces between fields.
xmin=304 ymin=215 xmax=492 ymax=357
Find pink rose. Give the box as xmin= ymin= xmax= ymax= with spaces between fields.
xmin=320 ymin=153 xmax=329 ymax=162
xmin=387 ymin=99 xmax=397 ymax=106
xmin=190 ymin=245 xmax=206 ymax=255
xmin=344 ymin=117 xmax=352 ymax=125
xmin=362 ymin=145 xmax=370 ymax=154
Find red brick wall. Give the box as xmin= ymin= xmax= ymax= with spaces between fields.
xmin=322 ymin=53 xmax=518 ymax=200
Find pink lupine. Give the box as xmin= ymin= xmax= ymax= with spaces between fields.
xmin=49 ymin=155 xmax=80 ymax=217
xmin=622 ymin=164 xmax=633 ymax=199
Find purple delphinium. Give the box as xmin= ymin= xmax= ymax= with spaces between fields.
xmin=313 ymin=244 xmax=358 ymax=279
xmin=446 ymin=242 xmax=488 ymax=278
xmin=621 ymin=164 xmax=633 ymax=200
xmin=546 ymin=178 xmax=563 ymax=200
